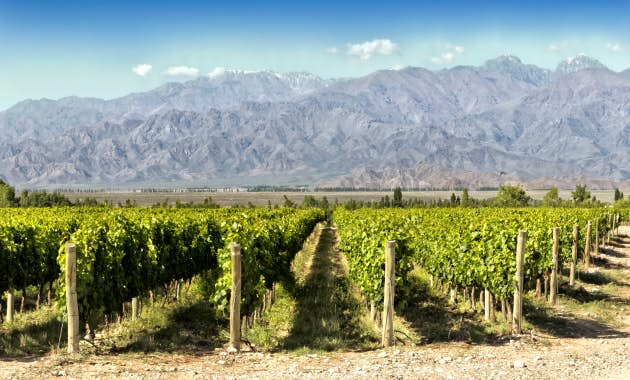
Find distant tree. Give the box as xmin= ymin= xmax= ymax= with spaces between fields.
xmin=450 ymin=193 xmax=457 ymax=206
xmin=74 ymin=197 xmax=100 ymax=207
xmin=393 ymin=187 xmax=403 ymax=207
xmin=0 ymin=180 xmax=17 ymax=207
xmin=494 ymin=185 xmax=531 ymax=207
xmin=201 ymin=197 xmax=220 ymax=208
xmin=344 ymin=198 xmax=358 ymax=210
xmin=283 ymin=195 xmax=297 ymax=208
xmin=302 ymin=195 xmax=319 ymax=208
xmin=542 ymin=186 xmax=561 ymax=207
xmin=571 ymin=184 xmax=591 ymax=204
xmin=19 ymin=190 xmax=72 ymax=207
xmin=382 ymin=195 xmax=391 ymax=207
xmin=614 ymin=188 xmax=624 ymax=201
xmin=461 ymin=188 xmax=471 ymax=207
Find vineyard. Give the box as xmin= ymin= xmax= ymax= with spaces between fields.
xmin=0 ymin=207 xmax=324 ymax=331
xmin=334 ymin=207 xmax=624 ymax=329
xmin=1 ymin=205 xmax=628 ymax=356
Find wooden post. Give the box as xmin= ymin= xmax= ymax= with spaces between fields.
xmin=513 ymin=230 xmax=527 ymax=334
xmin=607 ymin=214 xmax=612 ymax=244
xmin=370 ymin=301 xmax=377 ymax=322
xmin=570 ymin=225 xmax=578 ymax=286
xmin=20 ymin=290 xmax=25 ymax=313
xmin=65 ymin=243 xmax=80 ymax=353
xmin=489 ymin=291 xmax=496 ymax=322
xmin=382 ymin=240 xmax=395 ymax=347
xmin=585 ymin=221 xmax=592 ymax=270
xmin=6 ymin=288 xmax=14 ymax=323
xmin=48 ymin=282 xmax=53 ymax=307
xmin=594 ymin=218 xmax=599 ymax=256
xmin=229 ymin=243 xmax=241 ymax=352
xmin=484 ymin=289 xmax=491 ymax=321
xmin=131 ymin=297 xmax=139 ymax=321
xmin=549 ymin=227 xmax=559 ymax=305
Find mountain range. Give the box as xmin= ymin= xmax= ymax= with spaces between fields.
xmin=2 ymin=55 xmax=630 ymax=190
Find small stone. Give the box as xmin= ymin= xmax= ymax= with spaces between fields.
xmin=217 ymin=360 xmax=226 ymax=365
xmin=513 ymin=360 xmax=525 ymax=368
xmin=377 ymin=352 xmax=388 ymax=358
xmin=226 ymin=346 xmax=238 ymax=354
xmin=438 ymin=356 xmax=452 ymax=364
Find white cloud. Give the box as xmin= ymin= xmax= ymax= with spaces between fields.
xmin=391 ymin=64 xmax=403 ymax=70
xmin=132 ymin=64 xmax=152 ymax=77
xmin=207 ymin=67 xmax=226 ymax=78
xmin=165 ymin=66 xmax=199 ymax=77
xmin=547 ymin=44 xmax=560 ymax=52
xmin=326 ymin=47 xmax=339 ymax=54
xmin=607 ymin=43 xmax=623 ymax=52
xmin=430 ymin=45 xmax=465 ymax=64
xmin=346 ymin=39 xmax=399 ymax=60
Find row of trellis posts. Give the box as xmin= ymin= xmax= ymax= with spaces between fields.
xmin=13 ymin=214 xmax=621 ymax=352
xmin=60 ymin=242 xmax=245 ymax=354
xmin=378 ymin=214 xmax=622 ymax=347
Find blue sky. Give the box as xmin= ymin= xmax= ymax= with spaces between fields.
xmin=1 ymin=0 xmax=630 ymax=110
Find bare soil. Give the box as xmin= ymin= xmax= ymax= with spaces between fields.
xmin=3 ymin=226 xmax=630 ymax=379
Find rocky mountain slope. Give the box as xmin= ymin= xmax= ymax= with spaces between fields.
xmin=1 ymin=56 xmax=629 ymax=189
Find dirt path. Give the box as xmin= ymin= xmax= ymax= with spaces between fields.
xmin=3 ymin=226 xmax=630 ymax=379
xmin=280 ymin=225 xmax=378 ymax=350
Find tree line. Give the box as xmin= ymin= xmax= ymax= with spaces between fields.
xmin=338 ymin=184 xmax=624 ymax=210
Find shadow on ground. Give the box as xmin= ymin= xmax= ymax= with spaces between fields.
xmin=117 ymin=301 xmax=226 ymax=354
xmin=573 ymin=269 xmax=620 ymax=285
xmin=399 ymin=275 xmax=509 ymax=346
xmin=523 ymin=297 xmax=628 ymax=339
xmin=596 ymin=247 xmax=627 ymax=259
xmin=0 ymin=309 xmax=63 ymax=356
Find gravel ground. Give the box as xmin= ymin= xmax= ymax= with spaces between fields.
xmin=2 ymin=337 xmax=629 ymax=380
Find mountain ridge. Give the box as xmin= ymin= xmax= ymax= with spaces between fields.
xmin=2 ymin=55 xmax=630 ymax=189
